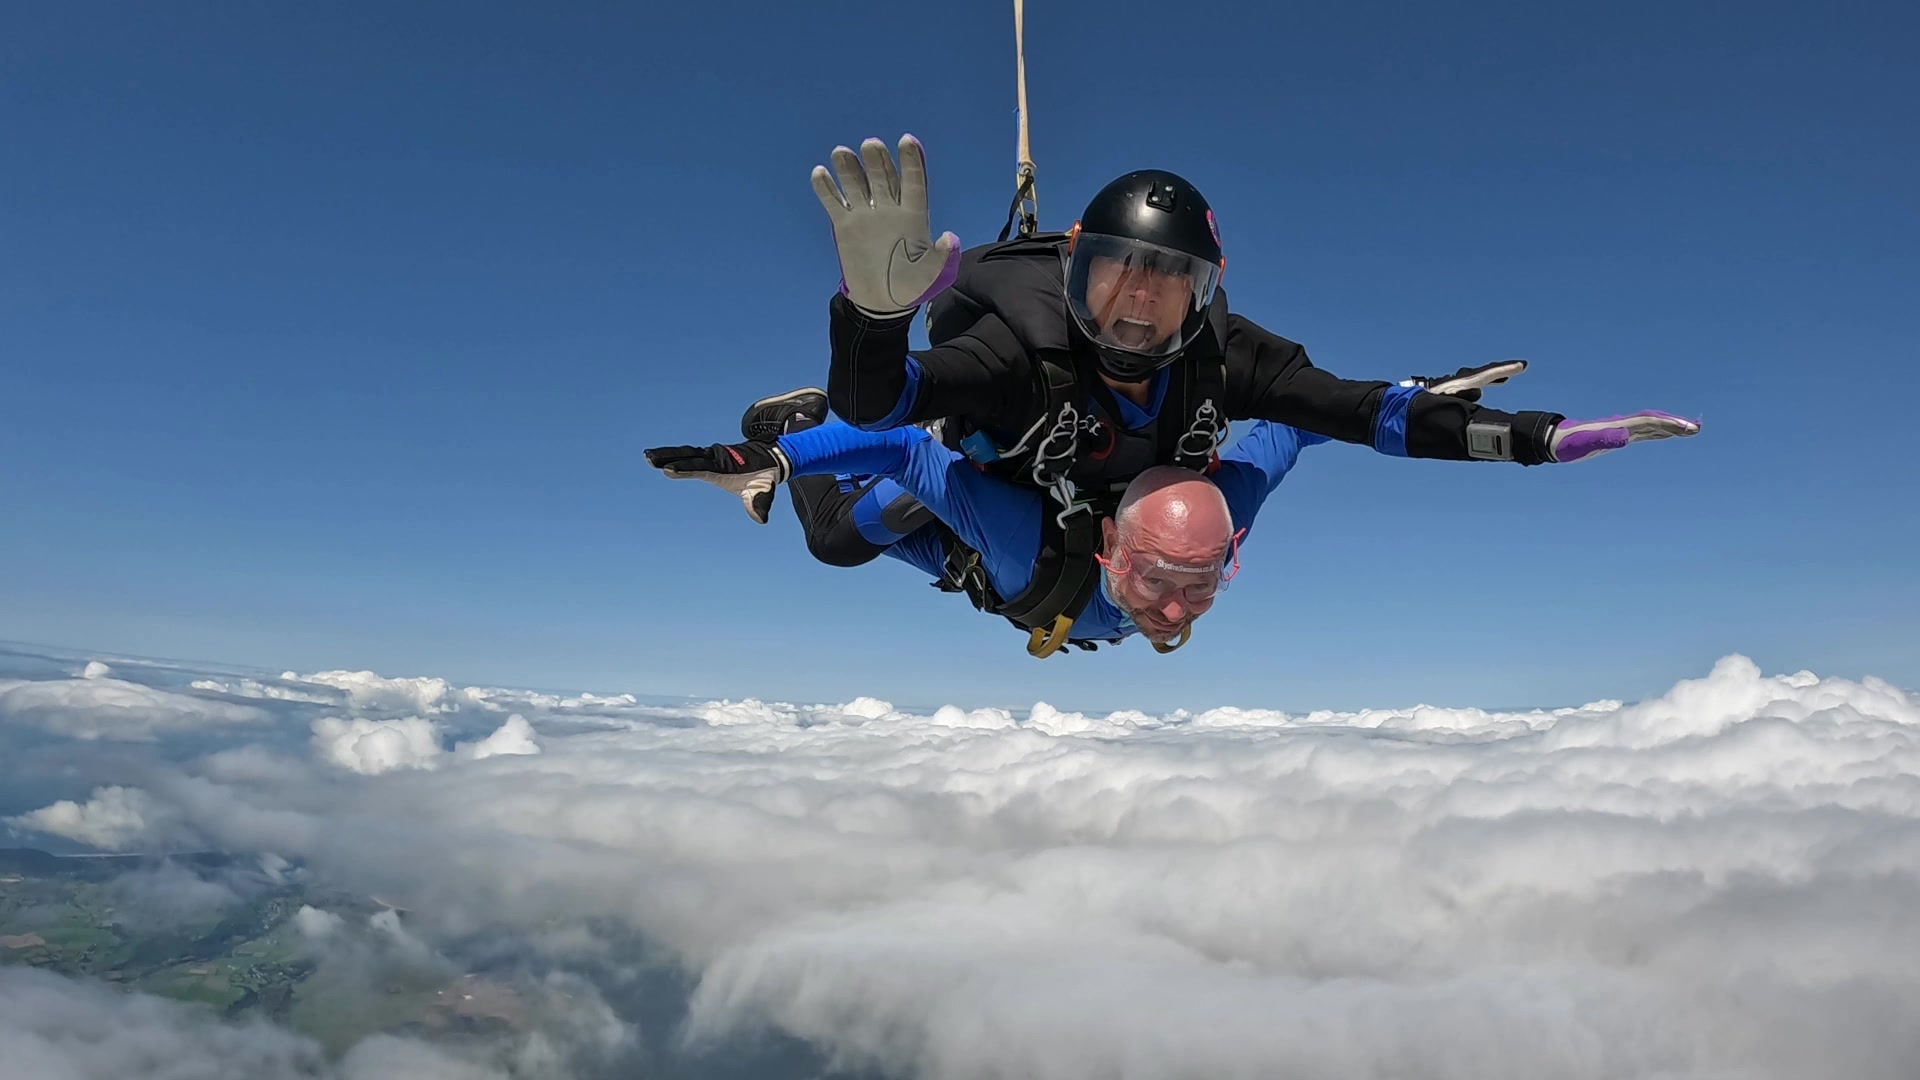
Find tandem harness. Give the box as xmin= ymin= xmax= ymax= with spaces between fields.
xmin=924 ymin=233 xmax=1233 ymax=512
xmin=916 ymin=235 xmax=1232 ymax=660
xmin=929 ymin=505 xmax=1195 ymax=659
xmin=926 ymin=476 xmax=1202 ymax=660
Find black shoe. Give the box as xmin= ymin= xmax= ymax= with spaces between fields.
xmin=741 ymin=387 xmax=828 ymax=441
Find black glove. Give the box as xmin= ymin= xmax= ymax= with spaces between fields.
xmin=1402 ymin=359 xmax=1528 ymax=403
xmin=644 ymin=440 xmax=790 ymax=524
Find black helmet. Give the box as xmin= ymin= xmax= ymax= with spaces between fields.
xmin=1063 ymin=169 xmax=1225 ymax=381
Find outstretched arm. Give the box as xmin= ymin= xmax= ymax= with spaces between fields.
xmin=1227 ymin=314 xmax=1698 ymax=464
xmin=1224 ymin=314 xmax=1564 ymax=464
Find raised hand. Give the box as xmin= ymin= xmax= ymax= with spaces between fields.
xmin=811 ymin=134 xmax=961 ymax=317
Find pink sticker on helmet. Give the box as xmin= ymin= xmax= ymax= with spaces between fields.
xmin=1206 ymin=209 xmax=1221 ymax=247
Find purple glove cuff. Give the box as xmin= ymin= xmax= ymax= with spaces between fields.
xmin=1553 ymin=423 xmax=1634 ymax=463
xmin=911 ymin=235 xmax=961 ymax=306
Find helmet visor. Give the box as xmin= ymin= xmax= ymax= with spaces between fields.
xmin=1065 ymin=233 xmax=1222 ymax=359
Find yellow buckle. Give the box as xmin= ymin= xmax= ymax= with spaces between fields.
xmin=1149 ymin=623 xmax=1192 ymax=654
xmin=1025 ymin=613 xmax=1076 ymax=658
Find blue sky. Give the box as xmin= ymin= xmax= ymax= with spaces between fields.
xmin=2 ymin=1 xmax=1914 ymax=714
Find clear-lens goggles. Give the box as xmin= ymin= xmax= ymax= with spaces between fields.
xmin=1096 ymin=527 xmax=1245 ymax=603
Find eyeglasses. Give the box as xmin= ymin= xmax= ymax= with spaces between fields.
xmin=1095 ymin=527 xmax=1245 ymax=603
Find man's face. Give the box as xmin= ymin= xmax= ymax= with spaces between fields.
xmin=1081 ymin=255 xmax=1194 ymax=351
xmin=1099 ymin=517 xmax=1227 ymax=644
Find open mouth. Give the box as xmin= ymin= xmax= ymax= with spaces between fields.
xmin=1108 ymin=318 xmax=1157 ymax=349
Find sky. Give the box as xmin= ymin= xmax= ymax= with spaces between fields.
xmin=2 ymin=1 xmax=1915 ymax=713
xmin=5 ymin=644 xmax=1920 ymax=1077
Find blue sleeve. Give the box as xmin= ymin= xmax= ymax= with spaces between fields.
xmin=857 ymin=357 xmax=924 ymax=431
xmin=1213 ymin=421 xmax=1313 ymax=535
xmin=1368 ymin=384 xmax=1422 ymax=457
xmin=778 ymin=422 xmax=1043 ymax=599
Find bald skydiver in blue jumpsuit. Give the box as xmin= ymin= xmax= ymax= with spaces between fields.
xmin=646 ymin=409 xmax=1327 ymax=652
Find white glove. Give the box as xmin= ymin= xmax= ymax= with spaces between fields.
xmin=1400 ymin=359 xmax=1528 ymax=402
xmin=811 ymin=134 xmax=961 ymax=317
xmin=643 ymin=440 xmax=791 ymax=524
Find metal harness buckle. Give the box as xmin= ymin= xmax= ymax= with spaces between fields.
xmin=1030 ymin=402 xmax=1081 ymax=486
xmin=1176 ymin=399 xmax=1226 ymax=463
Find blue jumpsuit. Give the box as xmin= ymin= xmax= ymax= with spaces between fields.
xmin=777 ymin=419 xmax=1327 ymax=643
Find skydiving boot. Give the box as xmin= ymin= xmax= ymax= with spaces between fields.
xmin=741 ymin=387 xmax=828 ymax=440
xmin=738 ymin=387 xmax=832 ymax=527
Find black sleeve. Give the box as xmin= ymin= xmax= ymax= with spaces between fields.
xmin=1221 ymin=313 xmax=1387 ymax=444
xmin=1222 ymin=313 xmax=1565 ymax=465
xmin=826 ymin=293 xmax=1043 ymax=433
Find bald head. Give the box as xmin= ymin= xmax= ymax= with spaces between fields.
xmin=1112 ymin=466 xmax=1232 ymax=551
xmin=1101 ymin=467 xmax=1235 ymax=645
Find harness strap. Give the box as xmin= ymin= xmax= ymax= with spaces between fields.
xmin=931 ymin=504 xmax=1104 ymax=658
xmin=1167 ymin=357 xmax=1228 ymax=472
xmin=994 ymin=506 xmax=1101 ymax=627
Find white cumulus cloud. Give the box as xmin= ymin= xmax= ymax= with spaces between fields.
xmin=292 ymin=669 xmax=459 ymax=715
xmin=6 ymin=785 xmax=162 ymax=850
xmin=295 ymin=904 xmax=347 ymax=940
xmin=311 ymin=715 xmax=445 ymax=774
xmin=458 ymin=714 xmax=541 ymax=760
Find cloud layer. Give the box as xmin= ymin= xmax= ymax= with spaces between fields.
xmin=3 ymin=649 xmax=1918 ymax=1078
xmin=0 ymin=675 xmax=270 ymax=740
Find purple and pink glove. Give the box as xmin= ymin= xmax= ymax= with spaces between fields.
xmin=1548 ymin=411 xmax=1701 ymax=463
